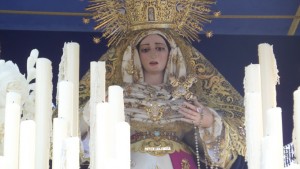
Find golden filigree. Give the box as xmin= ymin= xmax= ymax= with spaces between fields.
xmin=181 ymin=159 xmax=191 ymax=169
xmin=124 ymin=59 xmax=142 ymax=83
xmin=145 ymin=102 xmax=165 ymax=122
xmin=85 ymin=0 xmax=218 ymax=46
xmin=169 ymin=74 xmax=197 ymax=100
xmin=77 ymin=28 xmax=246 ymax=168
xmin=78 ymin=30 xmax=245 ymax=120
xmin=125 ymin=59 xmax=136 ymax=75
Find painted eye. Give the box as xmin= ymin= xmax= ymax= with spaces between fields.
xmin=156 ymin=47 xmax=165 ymax=51
xmin=141 ymin=48 xmax=150 ymax=53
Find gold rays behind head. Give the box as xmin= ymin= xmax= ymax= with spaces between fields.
xmin=85 ymin=0 xmax=218 ymax=46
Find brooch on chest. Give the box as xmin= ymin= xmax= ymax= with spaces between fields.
xmin=145 ymin=102 xmax=165 ymax=122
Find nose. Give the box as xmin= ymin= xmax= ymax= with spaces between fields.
xmin=149 ymin=50 xmax=158 ymax=59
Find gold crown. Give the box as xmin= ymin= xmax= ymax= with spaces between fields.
xmin=86 ymin=0 xmax=219 ymax=46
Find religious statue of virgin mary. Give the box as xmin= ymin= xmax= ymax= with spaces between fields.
xmin=79 ymin=0 xmax=247 ymax=168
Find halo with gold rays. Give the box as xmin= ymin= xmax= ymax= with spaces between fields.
xmin=85 ymin=0 xmax=220 ymax=46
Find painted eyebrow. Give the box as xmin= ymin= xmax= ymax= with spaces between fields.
xmin=140 ymin=42 xmax=166 ymax=46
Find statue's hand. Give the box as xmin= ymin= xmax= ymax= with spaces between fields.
xmin=178 ymin=100 xmax=214 ymax=128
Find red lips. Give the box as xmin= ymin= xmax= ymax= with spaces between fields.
xmin=149 ymin=61 xmax=158 ymax=65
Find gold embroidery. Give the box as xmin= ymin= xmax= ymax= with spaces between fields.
xmin=125 ymin=59 xmax=136 ymax=75
xmin=78 ymin=30 xmax=246 ymax=168
xmin=145 ymin=102 xmax=165 ymax=122
xmin=181 ymin=159 xmax=191 ymax=169
xmin=169 ymin=74 xmax=197 ymax=100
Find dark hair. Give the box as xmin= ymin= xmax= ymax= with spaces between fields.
xmin=136 ymin=34 xmax=171 ymax=53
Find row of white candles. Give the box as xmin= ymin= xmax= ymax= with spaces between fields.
xmin=2 ymin=42 xmax=299 ymax=169
xmin=89 ymin=61 xmax=130 ymax=169
xmin=244 ymin=43 xmax=300 ymax=169
xmin=0 ymin=56 xmax=53 ymax=169
xmin=0 ymin=42 xmax=130 ymax=169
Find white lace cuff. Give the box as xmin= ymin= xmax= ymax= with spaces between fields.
xmin=199 ymin=108 xmax=223 ymax=143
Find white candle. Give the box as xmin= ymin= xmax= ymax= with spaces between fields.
xmin=261 ymin=136 xmax=276 ymax=169
xmin=244 ymin=64 xmax=261 ymax=93
xmin=285 ymin=163 xmax=300 ymax=169
xmin=258 ymin=43 xmax=279 ymax=135
xmin=52 ymin=118 xmax=68 ymax=169
xmin=265 ymin=107 xmax=284 ymax=169
xmin=64 ymin=137 xmax=80 ymax=169
xmin=4 ymin=93 xmax=21 ymax=169
xmin=0 ymin=156 xmax=6 ymax=168
xmin=64 ymin=42 xmax=80 ymax=137
xmin=243 ymin=64 xmax=263 ymax=169
xmin=5 ymin=91 xmax=21 ymax=105
xmin=108 ymin=85 xmax=125 ymax=122
xmin=1 ymin=92 xmax=21 ymax=156
xmin=58 ymin=81 xmax=74 ymax=136
xmin=19 ymin=120 xmax=36 ymax=169
xmin=115 ymin=122 xmax=130 ymax=169
xmin=35 ymin=58 xmax=52 ymax=169
xmin=105 ymin=158 xmax=122 ymax=169
xmin=293 ymin=87 xmax=300 ymax=163
xmin=244 ymin=92 xmax=263 ymax=169
xmin=90 ymin=61 xmax=106 ymax=102
xmin=95 ymin=102 xmax=110 ymax=169
xmin=90 ymin=61 xmax=106 ymax=168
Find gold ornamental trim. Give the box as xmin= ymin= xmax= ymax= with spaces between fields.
xmin=85 ymin=0 xmax=218 ymax=46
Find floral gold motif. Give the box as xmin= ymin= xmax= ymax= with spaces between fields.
xmin=145 ymin=102 xmax=165 ymax=122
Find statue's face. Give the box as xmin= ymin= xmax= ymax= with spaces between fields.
xmin=138 ymin=34 xmax=169 ymax=75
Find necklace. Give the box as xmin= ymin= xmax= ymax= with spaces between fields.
xmin=194 ymin=126 xmax=201 ymax=169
